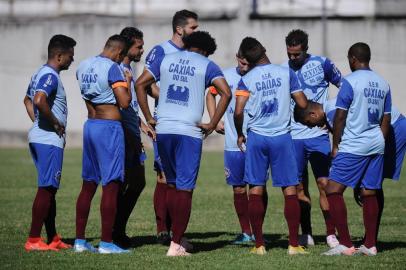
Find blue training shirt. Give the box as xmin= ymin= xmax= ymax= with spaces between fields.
xmin=27 ymin=64 xmax=68 ymax=148
xmin=335 ymin=68 xmax=391 ymax=156
xmin=236 ymin=63 xmax=302 ymax=137
xmin=284 ymin=55 xmax=341 ymax=139
xmin=147 ymin=50 xmax=224 ymax=139
xmin=76 ymin=55 xmax=126 ymax=104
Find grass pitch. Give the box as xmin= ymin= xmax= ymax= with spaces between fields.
xmin=0 ymin=148 xmax=406 ymax=269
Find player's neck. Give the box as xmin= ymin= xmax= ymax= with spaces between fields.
xmin=171 ymin=34 xmax=184 ymax=49
xmin=354 ymin=63 xmax=370 ymax=71
xmin=46 ymin=60 xmax=60 ymax=73
xmin=256 ymin=55 xmax=271 ymax=65
xmin=122 ymin=56 xmax=131 ymax=66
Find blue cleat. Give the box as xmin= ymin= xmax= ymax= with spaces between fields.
xmin=98 ymin=241 xmax=130 ymax=254
xmin=232 ymin=233 xmax=254 ymax=244
xmin=73 ymin=239 xmax=98 ymax=253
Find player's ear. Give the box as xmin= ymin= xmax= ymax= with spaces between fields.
xmin=175 ymin=25 xmax=183 ymax=36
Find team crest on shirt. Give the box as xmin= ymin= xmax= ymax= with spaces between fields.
xmin=298 ymin=60 xmax=324 ymax=90
xmin=166 ymin=84 xmax=189 ymax=106
xmin=224 ymin=167 xmax=231 ymax=178
xmin=368 ymin=107 xmax=380 ymax=124
xmin=260 ymin=98 xmax=278 ymax=117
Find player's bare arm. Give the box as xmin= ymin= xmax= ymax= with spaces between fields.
xmin=380 ymin=113 xmax=391 ymax=140
xmin=140 ymin=117 xmax=156 ymax=140
xmin=135 ymin=70 xmax=157 ymax=128
xmin=198 ymin=78 xmax=231 ymax=138
xmin=33 ymin=91 xmax=64 ymax=137
xmin=23 ymin=96 xmax=35 ymax=122
xmin=332 ymin=108 xmax=348 ymax=157
xmin=206 ymin=89 xmax=224 ymax=134
xmin=291 ymin=91 xmax=308 ymax=110
xmin=234 ymin=93 xmax=249 ymax=152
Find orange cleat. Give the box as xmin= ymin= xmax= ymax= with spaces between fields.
xmin=25 ymin=237 xmax=57 ymax=251
xmin=48 ymin=235 xmax=72 ymax=250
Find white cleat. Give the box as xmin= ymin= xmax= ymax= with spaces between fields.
xmin=166 ymin=241 xmax=191 ymax=257
xmin=322 ymin=244 xmax=356 ymax=256
xmin=326 ymin=234 xmax=340 ymax=248
xmin=355 ymin=245 xmax=377 ymax=256
xmin=299 ymin=234 xmax=315 ymax=246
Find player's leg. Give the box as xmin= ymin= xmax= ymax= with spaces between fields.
xmin=270 ymin=133 xmax=307 ymax=255
xmin=153 ymin=140 xmax=171 ymax=243
xmin=225 ymin=150 xmax=253 ymax=243
xmin=74 ymin=120 xmax=99 ymax=253
xmin=25 ymin=143 xmax=64 ymax=251
xmin=97 ymin=120 xmax=129 ymax=254
xmin=113 ymin=132 xmax=146 ymax=247
xmin=244 ymin=131 xmax=269 ymax=254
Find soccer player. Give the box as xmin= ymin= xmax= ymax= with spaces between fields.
xmin=142 ymin=9 xmax=199 ymax=244
xmin=206 ymin=51 xmax=256 ymax=244
xmin=284 ymin=29 xmax=341 ymax=247
xmin=112 ymin=27 xmax=155 ymax=248
xmin=136 ymin=31 xmax=231 ymax=256
xmin=234 ymin=37 xmax=308 ymax=255
xmin=74 ymin=35 xmax=132 ymax=254
xmin=294 ymin=99 xmax=406 ymax=245
xmin=321 ymin=42 xmax=391 ymax=256
xmin=23 ymin=34 xmax=76 ymax=251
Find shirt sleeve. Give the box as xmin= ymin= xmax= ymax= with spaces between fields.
xmin=108 ymin=64 xmax=127 ymax=89
xmin=145 ymin=45 xmax=165 ymax=68
xmin=289 ymin=68 xmax=302 ymax=93
xmin=35 ymin=73 xmax=58 ymax=96
xmin=324 ymin=58 xmax=342 ymax=87
xmin=205 ymin=61 xmax=224 ymax=88
xmin=335 ymin=78 xmax=354 ymax=110
xmin=145 ymin=50 xmax=164 ymax=82
xmin=384 ymin=88 xmax=392 ymax=114
xmin=235 ymin=78 xmax=250 ymax=97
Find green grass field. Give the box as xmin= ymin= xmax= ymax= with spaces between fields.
xmin=1 ymin=148 xmax=406 ymax=269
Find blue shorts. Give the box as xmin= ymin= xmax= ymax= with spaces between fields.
xmin=156 ymin=134 xmax=202 ymax=190
xmin=244 ymin=131 xmax=299 ymax=187
xmin=384 ymin=115 xmax=406 ymax=180
xmin=224 ymin=150 xmax=245 ymax=186
xmin=293 ymin=134 xmax=331 ymax=181
xmin=329 ymin=152 xmax=384 ymax=189
xmin=82 ymin=119 xmax=125 ymax=186
xmin=153 ymin=141 xmax=164 ymax=173
xmin=29 ymin=143 xmax=64 ymax=188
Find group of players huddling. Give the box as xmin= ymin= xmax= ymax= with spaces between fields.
xmin=23 ymin=9 xmax=405 ymax=256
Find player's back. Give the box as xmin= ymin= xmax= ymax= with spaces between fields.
xmin=27 ymin=64 xmax=67 ymax=148
xmin=240 ymin=63 xmax=299 ymax=137
xmin=76 ymin=55 xmax=124 ymax=105
xmin=338 ymin=69 xmax=391 ymax=155
xmin=154 ymin=50 xmax=222 ymax=139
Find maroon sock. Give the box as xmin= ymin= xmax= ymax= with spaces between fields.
xmin=75 ymin=181 xmax=97 ymax=240
xmin=154 ymin=182 xmax=170 ymax=233
xmin=44 ymin=188 xmax=57 ymax=242
xmin=248 ymin=194 xmax=265 ymax=247
xmin=171 ymin=190 xmax=193 ymax=244
xmin=262 ymin=191 xmax=268 ymax=218
xmin=322 ymin=210 xmax=336 ymax=236
xmin=233 ymin=192 xmax=252 ymax=235
xmin=327 ymin=193 xmax=352 ymax=247
xmin=299 ymin=200 xmax=312 ymax=235
xmin=29 ymin=187 xmax=53 ymax=238
xmin=284 ymin=195 xmax=300 ymax=247
xmin=165 ymin=185 xmax=177 ymax=231
xmin=100 ymin=181 xmax=120 ymax=242
xmin=376 ymin=189 xmax=384 ymax=242
xmin=363 ymin=194 xmax=379 ymax=248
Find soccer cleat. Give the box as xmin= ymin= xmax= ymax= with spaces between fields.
xmin=232 ymin=233 xmax=254 ymax=244
xmin=73 ymin=239 xmax=98 ymax=253
xmin=250 ymin=245 xmax=267 ymax=255
xmin=98 ymin=241 xmax=130 ymax=254
xmin=355 ymin=245 xmax=377 ymax=256
xmin=321 ymin=244 xmax=356 ymax=256
xmin=48 ymin=235 xmax=72 ymax=250
xmin=25 ymin=237 xmax=57 ymax=251
xmin=166 ymin=241 xmax=191 ymax=257
xmin=326 ymin=234 xmax=340 ymax=248
xmin=288 ymin=245 xmax=309 ymax=255
xmin=180 ymin=237 xmax=193 ymax=252
xmin=298 ymin=234 xmax=315 ymax=246
xmin=156 ymin=231 xmax=171 ymax=245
